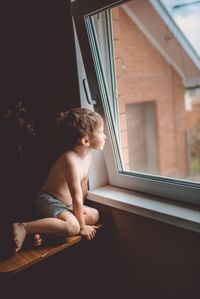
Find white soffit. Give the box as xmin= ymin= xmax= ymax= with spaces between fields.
xmin=122 ymin=0 xmax=200 ymax=87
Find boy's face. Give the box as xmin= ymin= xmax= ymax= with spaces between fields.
xmin=89 ymin=122 xmax=106 ymax=151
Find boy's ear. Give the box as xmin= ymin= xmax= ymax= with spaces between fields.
xmin=81 ymin=136 xmax=90 ymax=147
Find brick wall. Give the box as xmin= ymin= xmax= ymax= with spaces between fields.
xmin=112 ymin=7 xmax=188 ymax=177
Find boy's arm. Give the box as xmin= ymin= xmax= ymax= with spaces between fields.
xmin=66 ymin=159 xmax=96 ymax=240
xmin=81 ymin=176 xmax=89 ymax=200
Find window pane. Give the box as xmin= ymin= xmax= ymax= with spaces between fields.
xmin=93 ymin=0 xmax=200 ymax=183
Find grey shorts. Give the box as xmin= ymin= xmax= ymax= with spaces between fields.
xmin=35 ymin=191 xmax=73 ymax=218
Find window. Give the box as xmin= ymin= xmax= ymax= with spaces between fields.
xmin=71 ymin=0 xmax=200 ymax=204
xmin=125 ymin=101 xmax=158 ymax=173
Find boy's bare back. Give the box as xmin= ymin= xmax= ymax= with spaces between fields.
xmin=42 ymin=150 xmax=92 ymax=206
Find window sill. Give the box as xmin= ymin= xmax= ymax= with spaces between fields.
xmin=87 ymin=185 xmax=200 ymax=233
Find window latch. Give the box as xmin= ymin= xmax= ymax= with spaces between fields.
xmin=83 ymin=78 xmax=97 ymax=106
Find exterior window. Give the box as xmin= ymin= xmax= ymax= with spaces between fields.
xmin=72 ymin=0 xmax=200 ymax=204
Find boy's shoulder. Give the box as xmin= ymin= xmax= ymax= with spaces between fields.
xmin=55 ymin=150 xmax=92 ymax=177
xmin=54 ymin=151 xmax=79 ymax=174
xmin=58 ymin=150 xmax=77 ymax=164
xmin=59 ymin=150 xmax=91 ymax=164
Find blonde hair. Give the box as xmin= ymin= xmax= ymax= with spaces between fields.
xmin=57 ymin=108 xmax=103 ymax=149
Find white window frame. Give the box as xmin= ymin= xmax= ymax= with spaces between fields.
xmin=71 ymin=0 xmax=200 ymax=206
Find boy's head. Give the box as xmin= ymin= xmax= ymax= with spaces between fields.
xmin=57 ymin=108 xmax=103 ymax=149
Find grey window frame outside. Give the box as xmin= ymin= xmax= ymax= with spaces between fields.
xmin=71 ymin=0 xmax=200 ymax=205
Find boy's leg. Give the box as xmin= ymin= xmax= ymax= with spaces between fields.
xmin=57 ymin=210 xmax=80 ymax=235
xmin=13 ymin=213 xmax=80 ymax=252
xmin=83 ymin=206 xmax=99 ymax=225
xmin=33 ymin=211 xmax=80 ymax=247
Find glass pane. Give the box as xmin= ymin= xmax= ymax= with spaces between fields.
xmin=93 ymin=0 xmax=200 ymax=183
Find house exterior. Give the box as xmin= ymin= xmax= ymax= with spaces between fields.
xmin=112 ymin=0 xmax=200 ymax=180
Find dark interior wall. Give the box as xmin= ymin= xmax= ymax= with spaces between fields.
xmin=89 ymin=201 xmax=200 ymax=299
xmin=0 ymin=0 xmax=80 ymax=243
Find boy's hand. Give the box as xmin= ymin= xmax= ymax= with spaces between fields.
xmin=80 ymin=225 xmax=97 ymax=240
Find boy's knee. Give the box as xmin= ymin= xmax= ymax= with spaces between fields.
xmin=67 ymin=220 xmax=80 ymax=236
xmin=92 ymin=208 xmax=99 ymax=224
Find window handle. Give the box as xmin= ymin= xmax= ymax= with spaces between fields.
xmin=83 ymin=78 xmax=97 ymax=106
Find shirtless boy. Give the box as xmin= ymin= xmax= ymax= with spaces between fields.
xmin=13 ymin=108 xmax=106 ymax=252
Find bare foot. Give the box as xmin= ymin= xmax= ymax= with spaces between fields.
xmin=12 ymin=223 xmax=27 ymax=252
xmin=34 ymin=233 xmax=42 ymax=247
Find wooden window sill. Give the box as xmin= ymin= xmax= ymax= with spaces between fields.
xmin=0 ymin=224 xmax=103 ymax=274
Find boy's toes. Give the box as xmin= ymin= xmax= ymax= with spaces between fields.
xmin=14 ymin=238 xmax=19 ymax=247
xmin=34 ymin=234 xmax=42 ymax=247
